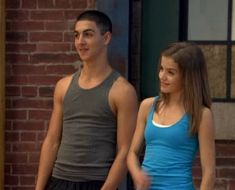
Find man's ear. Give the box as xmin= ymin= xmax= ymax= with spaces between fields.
xmin=103 ymin=31 xmax=112 ymax=45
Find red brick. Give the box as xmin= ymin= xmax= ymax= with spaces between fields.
xmin=216 ymin=142 xmax=235 ymax=156
xmin=70 ymin=0 xmax=87 ymax=8
xmin=6 ymin=76 xmax=28 ymax=85
xmin=30 ymin=32 xmax=63 ymax=42
xmin=21 ymin=132 xmax=37 ymax=142
xmin=12 ymin=65 xmax=46 ymax=75
xmin=6 ymin=53 xmax=29 ymax=64
xmin=6 ymin=54 xmax=29 ymax=64
xmin=6 ymin=110 xmax=27 ymax=120
xmin=22 ymin=0 xmax=37 ymax=9
xmin=64 ymin=31 xmax=74 ymax=42
xmin=6 ymin=21 xmax=12 ymax=31
xmin=39 ymin=86 xmax=54 ymax=97
xmin=5 ymin=153 xmax=28 ymax=163
xmin=36 ymin=43 xmax=71 ymax=52
xmin=68 ymin=20 xmax=77 ymax=30
xmin=193 ymin=178 xmax=200 ymax=188
xmin=38 ymin=131 xmax=47 ymax=142
xmin=5 ymin=175 xmax=19 ymax=185
xmin=22 ymin=86 xmax=38 ymax=97
xmin=30 ymin=11 xmax=64 ymax=20
xmin=38 ymin=0 xmax=55 ymax=9
xmin=45 ymin=21 xmax=68 ymax=30
xmin=12 ymin=98 xmax=53 ymax=109
xmin=12 ymin=164 xmax=38 ymax=175
xmin=192 ymin=166 xmax=202 ymax=178
xmin=6 ymin=0 xmax=20 ymax=9
xmin=230 ymin=180 xmax=235 ymax=190
xmin=64 ymin=10 xmax=83 ymax=20
xmin=13 ymin=142 xmax=38 ymax=152
xmin=216 ymin=157 xmax=235 ymax=166
xmin=5 ymin=98 xmax=12 ymax=109
xmin=6 ymin=32 xmax=28 ymax=42
xmin=46 ymin=65 xmax=76 ymax=74
xmin=12 ymin=65 xmax=44 ymax=75
xmin=55 ymin=0 xmax=71 ymax=8
xmin=6 ymin=120 xmax=12 ymax=129
xmin=6 ymin=65 xmax=12 ymax=76
xmin=29 ymin=110 xmax=52 ymax=120
xmin=6 ymin=43 xmax=36 ymax=53
xmin=5 ymin=143 xmax=12 ymax=152
xmin=5 ymin=164 xmax=11 ymax=174
xmin=28 ymin=152 xmax=40 ymax=163
xmin=6 ymin=10 xmax=29 ymax=20
xmin=30 ymin=53 xmax=79 ymax=63
xmin=193 ymin=156 xmax=200 ymax=166
xmin=6 ymin=86 xmax=21 ymax=96
xmin=10 ymin=21 xmax=44 ymax=31
xmin=13 ymin=120 xmax=45 ymax=131
xmin=20 ymin=176 xmax=36 ymax=185
xmin=217 ymin=168 xmax=235 ymax=178
xmin=27 ymin=76 xmax=61 ymax=85
xmin=12 ymin=187 xmax=35 ymax=190
xmin=5 ymin=132 xmax=20 ymax=142
xmin=214 ymin=179 xmax=228 ymax=190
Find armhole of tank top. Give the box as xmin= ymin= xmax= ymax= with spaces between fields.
xmin=113 ymin=71 xmax=120 ymax=83
xmin=148 ymin=96 xmax=159 ymax=120
xmin=105 ymin=71 xmax=120 ymax=92
xmin=63 ymin=71 xmax=79 ymax=102
xmin=105 ymin=71 xmax=121 ymax=117
xmin=109 ymin=70 xmax=120 ymax=83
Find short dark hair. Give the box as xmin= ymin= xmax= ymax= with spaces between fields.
xmin=76 ymin=10 xmax=112 ymax=34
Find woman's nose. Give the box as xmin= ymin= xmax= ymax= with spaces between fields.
xmin=159 ymin=71 xmax=166 ymax=80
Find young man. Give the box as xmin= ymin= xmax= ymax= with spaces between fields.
xmin=35 ymin=10 xmax=138 ymax=190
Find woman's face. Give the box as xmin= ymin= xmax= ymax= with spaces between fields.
xmin=159 ymin=56 xmax=183 ymax=95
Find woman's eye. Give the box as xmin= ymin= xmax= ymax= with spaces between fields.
xmin=168 ymin=71 xmax=175 ymax=75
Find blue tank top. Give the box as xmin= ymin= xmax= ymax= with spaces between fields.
xmin=142 ymin=97 xmax=199 ymax=190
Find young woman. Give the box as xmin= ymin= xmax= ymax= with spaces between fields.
xmin=127 ymin=42 xmax=215 ymax=190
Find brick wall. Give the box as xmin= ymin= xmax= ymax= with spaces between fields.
xmin=5 ymin=0 xmax=95 ymax=189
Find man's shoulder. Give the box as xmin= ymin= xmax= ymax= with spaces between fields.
xmin=110 ymin=75 xmax=138 ymax=105
xmin=56 ymin=73 xmax=74 ymax=87
xmin=54 ymin=73 xmax=75 ymax=99
xmin=113 ymin=74 xmax=135 ymax=91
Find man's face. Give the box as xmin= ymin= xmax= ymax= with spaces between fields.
xmin=74 ymin=20 xmax=110 ymax=62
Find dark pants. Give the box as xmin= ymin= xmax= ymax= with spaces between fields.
xmin=45 ymin=177 xmax=104 ymax=190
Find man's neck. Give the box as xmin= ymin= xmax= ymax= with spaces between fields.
xmin=78 ymin=60 xmax=113 ymax=89
xmin=81 ymin=59 xmax=112 ymax=77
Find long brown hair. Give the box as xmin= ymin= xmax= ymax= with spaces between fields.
xmin=156 ymin=42 xmax=211 ymax=134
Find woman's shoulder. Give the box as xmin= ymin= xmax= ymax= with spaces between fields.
xmin=201 ymin=106 xmax=213 ymax=121
xmin=141 ymin=97 xmax=156 ymax=106
xmin=139 ymin=97 xmax=157 ymax=116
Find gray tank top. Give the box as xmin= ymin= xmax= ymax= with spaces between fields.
xmin=52 ymin=70 xmax=120 ymax=182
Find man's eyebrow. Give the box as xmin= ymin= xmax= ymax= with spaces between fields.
xmin=74 ymin=28 xmax=96 ymax=33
